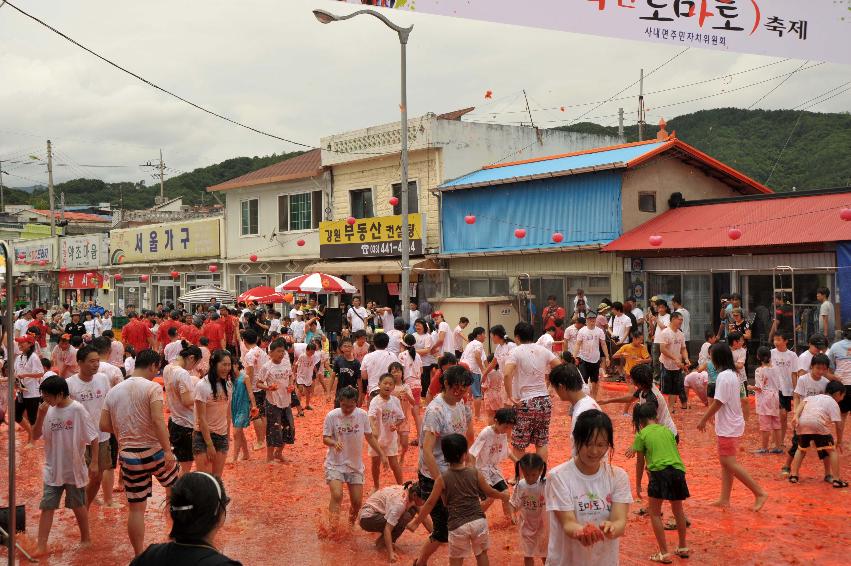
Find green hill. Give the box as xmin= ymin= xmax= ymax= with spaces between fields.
xmin=556 ymin=108 xmax=851 ymax=191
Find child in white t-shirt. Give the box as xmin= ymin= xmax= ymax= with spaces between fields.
xmin=788 ymin=381 xmax=847 ymax=488
xmin=469 ymin=407 xmax=517 ymax=521
xmin=292 ymin=342 xmax=318 ymax=415
xmin=748 ymin=347 xmax=783 ymax=454
xmin=729 ymin=332 xmax=749 ymax=418
xmin=510 ymin=453 xmax=548 ymax=565
xmin=322 ymin=386 xmax=384 ymax=523
xmin=481 ymin=354 xmax=505 ymax=425
xmin=389 ymin=362 xmax=416 ymax=463
xmin=367 ymin=374 xmax=406 ymax=490
xmin=32 ymin=375 xmax=99 ymax=556
xmin=783 ymin=354 xmax=833 ymax=478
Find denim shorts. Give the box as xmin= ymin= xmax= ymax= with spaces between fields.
xmin=40 ymin=483 xmax=86 ymax=510
xmin=470 ymin=373 xmax=483 ymax=399
xmin=192 ymin=431 xmax=229 ymax=454
xmin=325 ymin=468 xmax=364 ymax=485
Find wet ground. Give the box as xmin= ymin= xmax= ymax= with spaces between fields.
xmin=1 ymin=383 xmax=849 ymax=565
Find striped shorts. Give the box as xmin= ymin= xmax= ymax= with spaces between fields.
xmin=118 ymin=446 xmax=179 ymax=503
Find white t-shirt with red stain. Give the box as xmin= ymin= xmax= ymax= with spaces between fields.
xmin=510 ymin=478 xmax=547 ymax=544
xmin=438 ymin=321 xmax=455 ymax=354
xmin=163 ymin=365 xmax=196 ymax=429
xmin=753 ymin=366 xmax=780 ymax=417
xmin=367 ymin=394 xmax=405 ymax=456
xmin=797 ymin=394 xmax=841 ymax=436
xmin=714 ymin=369 xmax=745 ymax=438
xmin=194 ymin=378 xmax=232 ymax=436
xmin=794 ymin=374 xmax=828 ymax=399
xmin=15 ymin=353 xmax=45 ymax=398
xmin=398 ymin=349 xmax=423 ymax=391
xmin=506 ymin=344 xmax=558 ymax=402
xmin=41 ymin=400 xmax=99 ymax=488
xmin=323 ymin=407 xmax=372 ymax=475
xmin=536 ymin=333 xmax=555 ymax=352
xmin=659 ymin=328 xmax=686 ymax=371
xmin=771 ymin=347 xmax=799 ymax=396
xmin=360 ymin=485 xmax=409 ymax=527
xmin=243 ymin=346 xmax=268 ymax=393
xmin=67 ymin=373 xmax=112 ymax=443
xmin=103 ymin=376 xmax=163 ymax=449
xmin=460 ymin=339 xmax=486 ymax=374
xmin=262 ymin=357 xmax=293 ymax=409
xmin=361 ymin=349 xmax=398 ymax=394
xmin=469 ymin=424 xmax=510 ymax=485
xmin=575 ymin=327 xmax=605 ymax=364
xmin=294 ymin=352 xmax=318 ymax=386
xmin=99 ymin=361 xmax=124 ymax=388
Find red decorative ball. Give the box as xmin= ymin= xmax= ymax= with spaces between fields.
xmin=514 ymin=228 xmax=526 ymax=239
xmin=209 ymin=265 xmax=218 ymax=273
xmin=727 ymin=227 xmax=742 ymax=240
xmin=464 ymin=215 xmax=476 ymax=225
xmin=249 ymin=254 xmax=258 ymax=262
xmin=346 ymin=216 xmax=356 ymax=226
xmin=113 ymin=274 xmax=123 ymax=282
xmin=170 ymin=270 xmax=179 ymax=278
xmin=39 ymin=259 xmax=47 ymax=266
xmin=140 ymin=274 xmax=149 ymax=282
xmin=841 ymin=208 xmax=851 ymax=221
xmin=552 ymin=232 xmax=564 ymax=243
xmin=389 ymin=197 xmax=399 ymax=206
xmin=649 ymin=234 xmax=663 ymax=247
xmin=297 ymin=239 xmax=306 ymax=247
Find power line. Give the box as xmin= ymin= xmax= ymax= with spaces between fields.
xmin=747 ymin=59 xmax=809 ymax=109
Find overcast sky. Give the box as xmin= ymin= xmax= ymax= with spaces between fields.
xmin=1 ymin=0 xmax=849 ymax=189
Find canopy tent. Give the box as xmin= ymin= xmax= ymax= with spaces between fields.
xmin=177 ymin=285 xmax=235 ymax=304
xmin=276 ymin=273 xmax=357 ymax=294
xmin=237 ymin=286 xmax=290 ymax=304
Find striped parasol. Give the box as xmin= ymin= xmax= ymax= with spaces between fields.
xmin=237 ymin=286 xmax=289 ymax=304
xmin=276 ymin=273 xmax=357 ymax=294
xmin=177 ymin=285 xmax=235 ymax=304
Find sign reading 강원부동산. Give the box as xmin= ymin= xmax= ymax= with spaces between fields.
xmin=319 ymin=214 xmax=424 ymax=259
xmin=109 ymin=218 xmax=221 ymax=264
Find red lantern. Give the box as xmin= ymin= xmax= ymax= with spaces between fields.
xmin=140 ymin=274 xmax=149 ymax=282
xmin=346 ymin=216 xmax=356 ymax=226
xmin=727 ymin=227 xmax=742 ymax=240
xmin=249 ymin=254 xmax=258 ymax=262
xmin=841 ymin=208 xmax=851 ymax=221
xmin=464 ymin=215 xmax=476 ymax=225
xmin=170 ymin=270 xmax=179 ymax=278
xmin=209 ymin=265 xmax=218 ymax=273
xmin=113 ymin=274 xmax=123 ymax=282
xmin=552 ymin=232 xmax=564 ymax=243
xmin=39 ymin=259 xmax=47 ymax=266
xmin=514 ymin=228 xmax=526 ymax=239
xmin=649 ymin=234 xmax=663 ymax=247
xmin=389 ymin=196 xmax=399 ymax=206
xmin=297 ymin=239 xmax=306 ymax=247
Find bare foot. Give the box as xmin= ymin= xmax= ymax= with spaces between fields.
xmin=80 ymin=540 xmax=92 ymax=549
xmin=752 ymin=493 xmax=768 ymax=512
xmin=710 ymin=499 xmax=730 ymax=508
xmin=34 ymin=546 xmax=48 ymax=557
xmin=274 ymin=455 xmax=287 ymax=463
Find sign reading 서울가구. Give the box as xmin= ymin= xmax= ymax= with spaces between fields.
xmin=319 ymin=214 xmax=424 ymax=259
xmin=109 ymin=218 xmax=221 ymax=264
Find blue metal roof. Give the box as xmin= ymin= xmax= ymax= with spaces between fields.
xmin=441 ymin=141 xmax=667 ymax=189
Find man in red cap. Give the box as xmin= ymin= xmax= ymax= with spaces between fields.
xmin=28 ymin=308 xmax=50 ymax=351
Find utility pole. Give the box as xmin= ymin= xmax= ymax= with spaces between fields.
xmin=637 ymin=69 xmax=646 ymax=142
xmin=522 ymin=89 xmax=536 ymax=129
xmin=618 ymin=108 xmax=625 ymax=143
xmin=47 ymin=139 xmax=56 ymax=236
xmin=158 ymin=149 xmax=166 ymax=203
xmin=0 ymin=159 xmax=6 ymax=213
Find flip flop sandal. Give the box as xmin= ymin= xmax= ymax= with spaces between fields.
xmin=788 ymin=475 xmax=799 ymax=483
xmin=634 ymin=507 xmax=649 ymax=516
xmin=674 ymin=548 xmax=690 ymax=558
xmin=664 ymin=518 xmax=691 ymax=530
xmin=832 ymin=479 xmax=849 ymax=488
xmin=649 ymin=552 xmax=673 ymax=564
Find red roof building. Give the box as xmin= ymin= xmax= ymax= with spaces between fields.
xmin=206 ymin=149 xmax=322 ymax=192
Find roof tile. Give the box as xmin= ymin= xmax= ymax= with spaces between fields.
xmin=207 ymin=149 xmax=322 ymax=192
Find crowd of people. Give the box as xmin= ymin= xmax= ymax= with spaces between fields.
xmin=1 ymin=289 xmax=849 ymax=565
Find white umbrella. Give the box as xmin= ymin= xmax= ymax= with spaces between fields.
xmin=177 ymin=285 xmax=235 ymax=304
xmin=276 ymin=273 xmax=357 ymax=294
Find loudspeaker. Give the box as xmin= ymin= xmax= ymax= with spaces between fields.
xmin=323 ymin=307 xmax=343 ymax=333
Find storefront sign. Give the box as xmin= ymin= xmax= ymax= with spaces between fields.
xmin=387 ymin=282 xmax=417 ymax=297
xmin=59 ymin=270 xmax=104 ymax=290
xmin=334 ymin=1 xmax=851 ymax=65
xmin=60 ymin=234 xmax=108 ymax=269
xmin=319 ymin=214 xmax=424 ymax=259
xmin=13 ymin=237 xmax=56 ymax=271
xmin=110 ymin=217 xmax=220 ymax=264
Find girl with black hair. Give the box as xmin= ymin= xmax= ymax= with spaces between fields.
xmin=14 ymin=334 xmax=45 ymax=445
xmin=194 ymin=350 xmax=234 ymax=477
xmin=544 ymin=410 xmax=631 ymax=565
xmin=358 ymin=481 xmax=426 ymax=563
xmin=399 ymin=333 xmax=424 ymax=440
xmin=460 ymin=326 xmax=487 ymax=419
xmin=130 ymin=472 xmax=241 ymax=565
xmin=164 ymin=342 xmax=202 ymax=476
xmin=510 ymin=453 xmax=548 ymax=566
xmin=414 ymin=318 xmax=436 ymax=393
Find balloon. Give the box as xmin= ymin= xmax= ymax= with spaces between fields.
xmin=841 ymin=208 xmax=851 ymax=221
xmin=249 ymin=254 xmax=258 ymax=262
xmin=649 ymin=235 xmax=663 ymax=247
xmin=727 ymin=228 xmax=742 ymax=240
xmin=485 ymin=90 xmax=493 ymax=99
xmin=552 ymin=232 xmax=564 ymax=243
xmin=209 ymin=265 xmax=218 ymax=273
xmin=283 ymin=293 xmax=294 ymax=303
xmin=464 ymin=215 xmax=476 ymax=225
xmin=297 ymin=239 xmax=305 ymax=247
xmin=514 ymin=228 xmax=526 ymax=239
xmin=389 ymin=196 xmax=399 ymax=206
xmin=346 ymin=216 xmax=356 ymax=226
xmin=170 ymin=270 xmax=179 ymax=278
xmin=140 ymin=274 xmax=149 ymax=282
xmin=113 ymin=274 xmax=123 ymax=282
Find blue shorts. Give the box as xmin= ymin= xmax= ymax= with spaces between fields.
xmin=470 ymin=373 xmax=483 ymax=399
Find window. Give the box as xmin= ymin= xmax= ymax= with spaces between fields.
xmin=241 ymin=199 xmax=259 ymax=236
xmin=450 ymin=277 xmax=510 ymax=297
xmin=391 ymin=181 xmax=419 ymax=215
xmin=236 ymin=275 xmax=270 ymax=295
xmin=350 ymin=188 xmax=374 ymax=219
xmin=638 ymin=192 xmax=656 ymax=213
xmin=279 ymin=191 xmax=323 ymax=231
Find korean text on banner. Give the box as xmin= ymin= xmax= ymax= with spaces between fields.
xmin=109 ymin=217 xmax=220 ymax=264
xmin=334 ymin=1 xmax=851 ymax=66
xmin=319 ymin=213 xmax=424 ymax=259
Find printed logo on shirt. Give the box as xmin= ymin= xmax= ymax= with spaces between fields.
xmin=520 ymin=493 xmax=545 ymax=511
xmin=335 ymin=419 xmax=362 ymax=435
xmin=576 ymin=490 xmax=612 ymax=513
xmin=49 ymin=418 xmax=75 ymax=432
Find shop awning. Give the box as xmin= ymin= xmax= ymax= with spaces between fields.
xmin=303 ymin=258 xmax=441 ymax=276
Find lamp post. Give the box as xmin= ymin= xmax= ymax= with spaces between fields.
xmin=313 ymin=8 xmax=414 ymax=325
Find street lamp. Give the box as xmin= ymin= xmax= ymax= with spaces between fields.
xmin=313 ymin=8 xmax=415 ymax=325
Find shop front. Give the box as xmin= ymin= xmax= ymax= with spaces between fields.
xmin=58 ymin=233 xmax=110 ymax=307
xmin=58 ymin=270 xmax=107 ymax=306
xmin=13 ymin=237 xmax=58 ymax=308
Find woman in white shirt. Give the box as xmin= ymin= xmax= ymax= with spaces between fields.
xmin=649 ymin=299 xmax=671 ymax=383
xmin=460 ymin=327 xmax=487 ymax=420
xmin=194 ymin=350 xmax=233 ymax=477
xmin=14 ymin=335 xmax=45 ymax=445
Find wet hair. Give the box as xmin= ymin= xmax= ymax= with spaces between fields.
xmin=727 ymin=331 xmax=743 ymax=345
xmin=489 ymin=324 xmax=511 ymax=342
xmin=443 ymin=364 xmax=472 ymax=388
xmin=826 ymin=381 xmax=845 ymax=396
xmin=710 ymin=342 xmax=735 ymax=373
xmin=629 ymin=330 xmax=644 ymax=341
xmin=704 ymin=329 xmax=716 ymax=341
xmin=136 ymin=349 xmax=160 ymax=370
xmin=773 ymin=332 xmax=789 ymax=343
xmin=41 ymin=357 xmax=51 ymax=370
xmin=403 ymin=333 xmax=418 ymax=361
xmin=269 ymin=338 xmax=287 ymax=352
xmin=440 ymin=433 xmax=468 ymax=465
xmin=394 ymin=317 xmax=407 ymax=331
xmin=354 ymin=329 xmax=367 ymax=339
xmin=630 ymin=364 xmax=653 ymax=390
xmin=388 ymin=361 xmax=404 ymax=377
xmin=515 ymin=453 xmax=547 ymax=483
xmin=92 ymin=336 xmax=112 ymax=355
xmin=612 ymin=301 xmax=624 ymax=313
xmin=379 ymin=372 xmax=395 ymax=385
xmin=548 ymin=363 xmax=584 ymax=392
xmin=756 ymin=346 xmax=771 ymax=365
xmin=70 ymin=336 xmax=83 ymax=348
xmin=168 ymin=472 xmax=230 ymax=543
xmin=243 ymin=329 xmax=259 ymax=345
xmin=807 ymin=334 xmax=827 ymax=349
xmin=811 ymin=353 xmax=830 ymax=369
xmin=632 ymin=402 xmax=657 ymax=432
xmin=561 ymin=351 xmax=575 ymax=365
xmin=403 ymin=481 xmax=425 ymax=502
xmin=513 ymin=322 xmax=534 ymax=343
xmin=669 ymin=312 xmax=682 ymax=321
xmin=306 ymin=342 xmax=317 ymax=352
xmin=338 ymin=385 xmax=358 ymax=402
xmin=437 ymin=352 xmax=457 ymax=370
xmin=367 ymin=321 xmax=393 ymax=344
xmin=468 ymin=327 xmax=485 ymax=342
xmin=199 ymin=336 xmax=209 ymax=346
xmin=76 ymin=345 xmax=98 ymax=363
xmin=102 ymin=329 xmax=115 ymax=339
xmin=206 ymin=350 xmax=233 ymax=400
xmin=167 ymin=326 xmax=178 ymax=338
xmin=40 ymin=375 xmax=69 ymax=397
xmin=572 ymin=409 xmax=614 ymax=452
xmin=494 ymin=407 xmax=517 ymax=425
xmin=179 ymin=342 xmax=202 ymax=361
